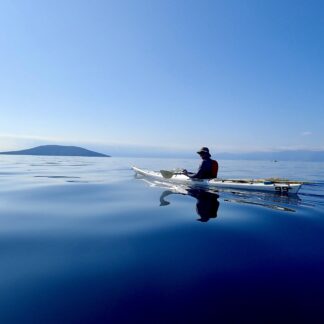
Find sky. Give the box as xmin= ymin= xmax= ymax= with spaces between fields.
xmin=0 ymin=0 xmax=323 ymax=154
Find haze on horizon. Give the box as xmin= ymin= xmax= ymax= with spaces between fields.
xmin=0 ymin=0 xmax=323 ymax=154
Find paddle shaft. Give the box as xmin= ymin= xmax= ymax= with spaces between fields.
xmin=160 ymin=170 xmax=305 ymax=184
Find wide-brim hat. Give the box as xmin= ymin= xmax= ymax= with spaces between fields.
xmin=197 ymin=147 xmax=211 ymax=156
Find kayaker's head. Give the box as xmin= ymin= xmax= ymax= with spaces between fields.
xmin=197 ymin=147 xmax=211 ymax=159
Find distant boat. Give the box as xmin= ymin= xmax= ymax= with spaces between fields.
xmin=0 ymin=145 xmax=110 ymax=157
xmin=274 ymin=160 xmax=278 ymax=162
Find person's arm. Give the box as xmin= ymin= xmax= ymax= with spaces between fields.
xmin=188 ymin=161 xmax=206 ymax=179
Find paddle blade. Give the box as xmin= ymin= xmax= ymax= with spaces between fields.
xmin=160 ymin=170 xmax=174 ymax=179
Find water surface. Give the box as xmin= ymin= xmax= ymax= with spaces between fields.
xmin=0 ymin=156 xmax=323 ymax=323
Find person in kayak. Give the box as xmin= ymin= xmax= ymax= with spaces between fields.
xmin=183 ymin=147 xmax=218 ymax=179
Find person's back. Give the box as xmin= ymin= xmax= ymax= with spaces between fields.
xmin=211 ymin=159 xmax=218 ymax=178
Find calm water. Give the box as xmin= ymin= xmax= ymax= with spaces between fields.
xmin=0 ymin=156 xmax=324 ymax=323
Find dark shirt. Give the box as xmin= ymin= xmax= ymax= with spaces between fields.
xmin=189 ymin=158 xmax=215 ymax=179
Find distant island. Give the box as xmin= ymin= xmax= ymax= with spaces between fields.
xmin=0 ymin=145 xmax=110 ymax=157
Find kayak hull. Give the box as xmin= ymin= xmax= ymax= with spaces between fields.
xmin=132 ymin=166 xmax=302 ymax=194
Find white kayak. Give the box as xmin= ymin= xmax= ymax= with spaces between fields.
xmin=132 ymin=166 xmax=302 ymax=194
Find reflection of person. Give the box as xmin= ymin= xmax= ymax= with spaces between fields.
xmin=189 ymin=189 xmax=220 ymax=222
xmin=183 ymin=147 xmax=218 ymax=179
xmin=160 ymin=189 xmax=220 ymax=222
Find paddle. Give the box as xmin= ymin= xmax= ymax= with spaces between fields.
xmin=160 ymin=170 xmax=306 ymax=184
xmin=160 ymin=169 xmax=250 ymax=182
xmin=160 ymin=170 xmax=185 ymax=179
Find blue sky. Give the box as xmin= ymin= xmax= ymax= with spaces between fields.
xmin=0 ymin=0 xmax=323 ymax=154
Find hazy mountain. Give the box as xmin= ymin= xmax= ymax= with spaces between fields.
xmin=89 ymin=145 xmax=324 ymax=161
xmin=216 ymin=150 xmax=324 ymax=162
xmin=0 ymin=145 xmax=110 ymax=157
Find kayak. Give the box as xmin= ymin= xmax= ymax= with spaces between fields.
xmin=132 ymin=166 xmax=302 ymax=194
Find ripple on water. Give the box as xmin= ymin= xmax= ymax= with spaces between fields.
xmin=34 ymin=176 xmax=81 ymax=179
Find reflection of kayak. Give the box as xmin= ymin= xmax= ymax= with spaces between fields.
xmin=132 ymin=166 xmax=302 ymax=194
xmin=137 ymin=176 xmax=300 ymax=213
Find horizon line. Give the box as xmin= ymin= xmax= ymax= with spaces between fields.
xmin=1 ymin=134 xmax=324 ymax=154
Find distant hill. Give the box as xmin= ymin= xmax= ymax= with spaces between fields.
xmin=0 ymin=145 xmax=110 ymax=157
xmin=217 ymin=150 xmax=324 ymax=162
